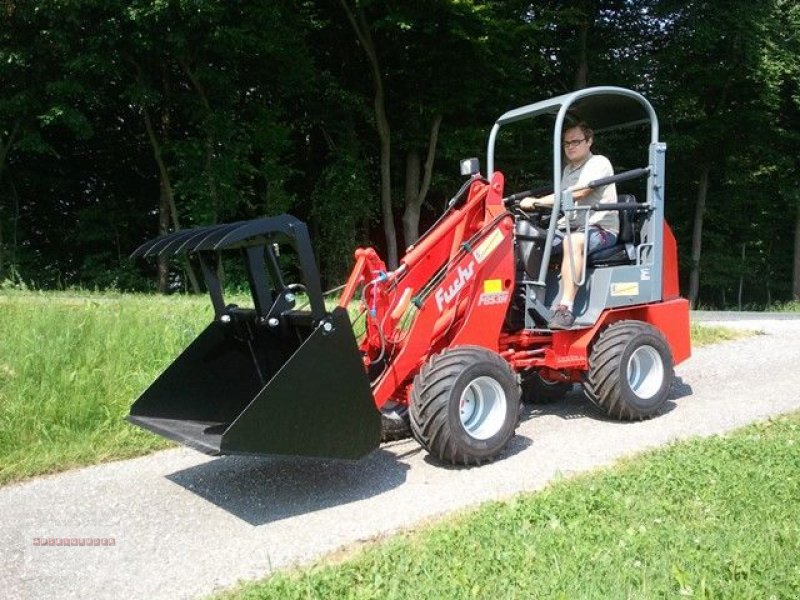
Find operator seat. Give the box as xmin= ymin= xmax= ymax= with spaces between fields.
xmin=586 ymin=193 xmax=643 ymax=267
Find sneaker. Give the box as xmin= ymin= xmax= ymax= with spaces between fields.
xmin=548 ymin=307 xmax=575 ymax=330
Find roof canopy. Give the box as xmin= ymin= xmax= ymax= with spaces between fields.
xmin=495 ymin=86 xmax=655 ymax=131
xmin=487 ymin=86 xmax=659 ymax=175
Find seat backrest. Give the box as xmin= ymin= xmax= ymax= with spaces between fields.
xmin=615 ymin=193 xmax=640 ymax=244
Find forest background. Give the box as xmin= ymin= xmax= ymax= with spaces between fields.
xmin=1 ymin=0 xmax=799 ymax=308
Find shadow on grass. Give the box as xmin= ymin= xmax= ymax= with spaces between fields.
xmin=166 ymin=448 xmax=408 ymax=526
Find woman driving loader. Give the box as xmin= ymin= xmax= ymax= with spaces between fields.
xmin=520 ymin=122 xmax=618 ymax=329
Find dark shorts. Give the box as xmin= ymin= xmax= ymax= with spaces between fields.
xmin=552 ymin=226 xmax=618 ymax=254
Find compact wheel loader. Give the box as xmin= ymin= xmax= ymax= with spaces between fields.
xmin=129 ymin=86 xmax=690 ymax=465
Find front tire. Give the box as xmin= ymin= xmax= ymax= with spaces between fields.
xmin=583 ymin=320 xmax=674 ymax=420
xmin=410 ymin=346 xmax=521 ymax=465
xmin=380 ymin=401 xmax=411 ymax=442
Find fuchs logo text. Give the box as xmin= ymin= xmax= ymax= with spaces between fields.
xmin=435 ymin=261 xmax=476 ymax=312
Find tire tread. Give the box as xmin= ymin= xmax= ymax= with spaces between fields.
xmin=584 ymin=320 xmax=673 ymax=421
xmin=410 ymin=346 xmax=520 ymax=465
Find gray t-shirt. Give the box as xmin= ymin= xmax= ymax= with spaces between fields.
xmin=558 ymin=153 xmax=619 ymax=234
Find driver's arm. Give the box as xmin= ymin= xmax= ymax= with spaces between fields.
xmin=520 ymin=185 xmax=590 ymax=211
xmin=520 ymin=194 xmax=552 ymax=210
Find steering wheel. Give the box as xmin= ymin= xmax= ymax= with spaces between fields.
xmin=504 ymin=193 xmax=554 ymax=222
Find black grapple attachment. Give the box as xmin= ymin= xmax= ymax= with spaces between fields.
xmin=128 ymin=215 xmax=380 ymax=460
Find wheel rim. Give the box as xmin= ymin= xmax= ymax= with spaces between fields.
xmin=626 ymin=345 xmax=664 ymax=399
xmin=459 ymin=376 xmax=507 ymax=440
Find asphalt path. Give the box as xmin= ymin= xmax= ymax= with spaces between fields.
xmin=2 ymin=314 xmax=799 ymax=599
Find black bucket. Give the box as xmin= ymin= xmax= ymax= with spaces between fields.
xmin=128 ymin=216 xmax=381 ymax=460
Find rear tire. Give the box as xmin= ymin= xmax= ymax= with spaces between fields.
xmin=521 ymin=372 xmax=572 ymax=404
xmin=584 ymin=320 xmax=674 ymax=420
xmin=410 ymin=346 xmax=521 ymax=465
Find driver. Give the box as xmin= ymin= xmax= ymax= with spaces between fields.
xmin=520 ymin=122 xmax=618 ymax=329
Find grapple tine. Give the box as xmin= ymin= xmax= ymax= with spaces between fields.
xmin=159 ymin=223 xmax=243 ymax=257
xmin=204 ymin=220 xmax=265 ymax=251
xmin=131 ymin=235 xmax=170 ymax=259
xmin=183 ymin=221 xmax=249 ymax=253
xmin=204 ymin=216 xmax=298 ymax=251
xmin=207 ymin=220 xmax=270 ymax=251
xmin=145 ymin=228 xmax=211 ymax=258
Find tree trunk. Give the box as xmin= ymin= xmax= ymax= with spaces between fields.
xmin=794 ymin=199 xmax=800 ymax=300
xmin=0 ymin=122 xmax=19 ymax=176
xmin=0 ymin=196 xmax=4 ymax=281
xmin=737 ymin=242 xmax=745 ymax=310
xmin=153 ymin=67 xmax=171 ymax=293
xmin=157 ymin=181 xmax=170 ymax=293
xmin=574 ymin=20 xmax=589 ymax=90
xmin=0 ymin=186 xmax=3 ymax=282
xmin=765 ymin=238 xmax=773 ymax=308
xmin=0 ymin=177 xmax=4 ymax=282
xmin=572 ymin=2 xmax=597 ymax=91
xmin=180 ymin=59 xmax=219 ymax=221
xmin=9 ymin=175 xmax=19 ymax=279
xmin=340 ymin=0 xmax=398 ymax=268
xmin=402 ymin=150 xmax=421 ymax=249
xmin=688 ymin=165 xmax=710 ymax=308
xmin=402 ymin=114 xmax=442 ymax=248
xmin=142 ymin=104 xmax=201 ymax=293
xmin=0 ymin=122 xmax=20 ymax=282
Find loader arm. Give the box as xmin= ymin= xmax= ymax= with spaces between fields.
xmin=340 ymin=172 xmax=516 ymax=409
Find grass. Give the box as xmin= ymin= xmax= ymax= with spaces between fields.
xmin=766 ymin=300 xmax=800 ymax=312
xmin=0 ymin=290 xmax=753 ymax=486
xmin=689 ymin=322 xmax=756 ymax=347
xmin=218 ymin=414 xmax=800 ymax=600
xmin=0 ymin=290 xmax=211 ymax=485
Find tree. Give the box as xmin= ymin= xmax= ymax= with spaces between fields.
xmin=775 ymin=0 xmax=800 ymax=300
xmin=86 ymin=1 xmax=313 ymax=291
xmin=2 ymin=0 xmax=799 ymax=303
xmin=337 ymin=0 xmax=398 ymax=268
xmin=651 ymin=0 xmax=790 ymax=307
xmin=0 ymin=1 xmax=91 ymax=282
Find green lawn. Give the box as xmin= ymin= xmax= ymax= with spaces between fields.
xmin=690 ymin=322 xmax=755 ymax=346
xmin=0 ymin=291 xmax=210 ymax=485
xmin=0 ymin=291 xmax=753 ymax=485
xmin=219 ymin=414 xmax=800 ymax=600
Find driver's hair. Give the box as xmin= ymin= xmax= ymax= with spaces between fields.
xmin=564 ymin=121 xmax=594 ymax=142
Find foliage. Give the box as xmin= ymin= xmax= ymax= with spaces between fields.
xmin=0 ymin=0 xmax=798 ymax=302
xmin=311 ymin=153 xmax=376 ymax=281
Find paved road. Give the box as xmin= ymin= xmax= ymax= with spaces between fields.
xmin=691 ymin=309 xmax=800 ymax=323
xmin=2 ymin=316 xmax=799 ymax=599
